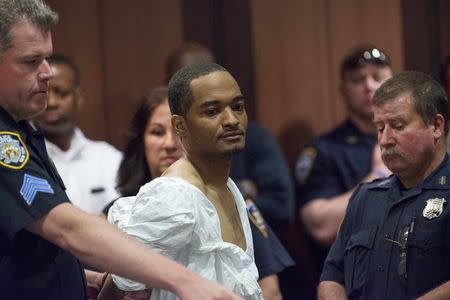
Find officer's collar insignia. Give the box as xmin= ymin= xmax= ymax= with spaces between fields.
xmin=346 ymin=135 xmax=358 ymax=144
xmin=20 ymin=174 xmax=54 ymax=205
xmin=295 ymin=147 xmax=316 ymax=184
xmin=0 ymin=131 xmax=29 ymax=169
xmin=438 ymin=176 xmax=447 ymax=186
xmin=377 ymin=178 xmax=391 ymax=186
xmin=246 ymin=199 xmax=268 ymax=238
xmin=422 ymin=198 xmax=446 ymax=220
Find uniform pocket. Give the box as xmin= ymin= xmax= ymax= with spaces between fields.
xmin=407 ymin=229 xmax=446 ymax=296
xmin=344 ymin=226 xmax=377 ymax=296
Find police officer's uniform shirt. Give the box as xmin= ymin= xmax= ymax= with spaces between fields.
xmin=246 ymin=199 xmax=295 ymax=279
xmin=231 ymin=121 xmax=295 ymax=228
xmin=296 ymin=119 xmax=377 ymax=204
xmin=295 ymin=119 xmax=377 ymax=277
xmin=0 ymin=108 xmax=86 ymax=299
xmin=321 ymin=155 xmax=450 ymax=299
xmin=45 ymin=128 xmax=122 ymax=214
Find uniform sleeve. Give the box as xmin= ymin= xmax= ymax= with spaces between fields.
xmin=109 ymin=178 xmax=196 ymax=291
xmin=251 ymin=219 xmax=295 ymax=279
xmin=319 ymin=186 xmax=362 ymax=284
xmin=296 ymin=141 xmax=343 ymax=206
xmin=0 ymin=151 xmax=69 ymax=241
xmin=233 ymin=122 xmax=295 ymax=228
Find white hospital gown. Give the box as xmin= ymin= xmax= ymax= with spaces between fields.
xmin=108 ymin=176 xmax=263 ymax=300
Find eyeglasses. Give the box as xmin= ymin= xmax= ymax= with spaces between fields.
xmin=342 ymin=47 xmax=391 ymax=72
xmin=385 ymin=217 xmax=415 ymax=280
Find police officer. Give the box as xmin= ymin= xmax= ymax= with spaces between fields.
xmin=0 ymin=1 xmax=240 ymax=299
xmin=319 ymin=71 xmax=450 ymax=299
xmin=295 ymin=45 xmax=393 ymax=281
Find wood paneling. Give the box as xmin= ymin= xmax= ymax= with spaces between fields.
xmin=251 ymin=0 xmax=403 ymax=166
xmin=46 ymin=0 xmax=105 ymax=140
xmin=100 ymin=0 xmax=183 ymax=147
xmin=46 ymin=0 xmax=183 ymax=148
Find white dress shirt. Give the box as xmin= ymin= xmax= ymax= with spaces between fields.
xmin=45 ymin=128 xmax=122 ymax=214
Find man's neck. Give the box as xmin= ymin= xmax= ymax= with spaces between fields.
xmin=45 ymin=131 xmax=74 ymax=152
xmin=399 ymin=146 xmax=447 ymax=189
xmin=187 ymin=153 xmax=231 ymax=188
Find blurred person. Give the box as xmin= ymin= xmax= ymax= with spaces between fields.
xmin=0 ymin=1 xmax=240 ymax=299
xmin=319 ymin=71 xmax=450 ymax=299
xmin=33 ymin=54 xmax=122 ymax=215
xmin=295 ymin=44 xmax=393 ymax=280
xmin=102 ymin=63 xmax=263 ymax=299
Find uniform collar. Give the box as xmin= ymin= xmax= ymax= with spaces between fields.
xmin=369 ymin=154 xmax=450 ymax=191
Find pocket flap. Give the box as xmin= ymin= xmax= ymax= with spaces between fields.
xmin=408 ymin=230 xmax=442 ymax=250
xmin=346 ymin=227 xmax=377 ymax=251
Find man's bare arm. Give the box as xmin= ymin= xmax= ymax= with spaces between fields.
xmin=417 ymin=281 xmax=450 ymax=300
xmin=300 ymin=145 xmax=390 ymax=246
xmin=26 ymin=203 xmax=240 ymax=300
xmin=317 ymin=281 xmax=347 ymax=300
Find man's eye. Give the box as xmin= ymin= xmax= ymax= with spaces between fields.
xmin=233 ymin=103 xmax=245 ymax=111
xmin=205 ymin=108 xmax=217 ymax=116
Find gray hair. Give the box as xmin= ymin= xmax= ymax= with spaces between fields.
xmin=0 ymin=0 xmax=58 ymax=52
xmin=373 ymin=71 xmax=449 ymax=136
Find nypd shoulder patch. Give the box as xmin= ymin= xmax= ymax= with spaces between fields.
xmin=0 ymin=131 xmax=29 ymax=169
xmin=246 ymin=199 xmax=268 ymax=238
xmin=295 ymin=147 xmax=317 ymax=184
xmin=20 ymin=174 xmax=54 ymax=205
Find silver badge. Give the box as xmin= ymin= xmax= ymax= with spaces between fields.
xmin=422 ymin=198 xmax=446 ymax=220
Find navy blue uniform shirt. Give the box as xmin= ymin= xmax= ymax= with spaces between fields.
xmin=231 ymin=121 xmax=295 ymax=229
xmin=321 ymin=155 xmax=450 ymax=299
xmin=295 ymin=119 xmax=377 ymax=276
xmin=246 ymin=199 xmax=295 ymax=279
xmin=0 ymin=107 xmax=86 ymax=300
xmin=296 ymin=119 xmax=377 ymax=203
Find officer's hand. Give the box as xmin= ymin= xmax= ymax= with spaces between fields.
xmin=175 ymin=275 xmax=242 ymax=300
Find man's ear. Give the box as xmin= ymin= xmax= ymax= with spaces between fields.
xmin=172 ymin=114 xmax=186 ymax=137
xmin=432 ymin=114 xmax=445 ymax=139
xmin=74 ymin=87 xmax=84 ymax=110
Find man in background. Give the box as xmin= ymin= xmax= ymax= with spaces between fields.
xmin=296 ymin=44 xmax=392 ymax=284
xmin=33 ymin=54 xmax=121 ymax=215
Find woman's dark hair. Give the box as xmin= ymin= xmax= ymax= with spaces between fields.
xmin=116 ymin=86 xmax=168 ymax=196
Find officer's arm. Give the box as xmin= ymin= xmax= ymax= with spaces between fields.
xmin=25 ymin=202 xmax=240 ymax=300
xmin=300 ymin=145 xmax=389 ymax=246
xmin=317 ymin=281 xmax=347 ymax=300
xmin=417 ymin=281 xmax=450 ymax=300
xmin=300 ymin=190 xmax=354 ymax=246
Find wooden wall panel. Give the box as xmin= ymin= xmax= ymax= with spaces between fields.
xmin=250 ymin=0 xmax=403 ymax=167
xmin=46 ymin=0 xmax=183 ymax=148
xmin=100 ymin=0 xmax=183 ymax=148
xmin=46 ymin=0 xmax=105 ymax=140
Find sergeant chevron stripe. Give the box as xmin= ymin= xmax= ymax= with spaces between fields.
xmin=20 ymin=174 xmax=54 ymax=205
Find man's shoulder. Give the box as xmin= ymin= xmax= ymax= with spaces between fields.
xmin=162 ymin=159 xmax=206 ymax=193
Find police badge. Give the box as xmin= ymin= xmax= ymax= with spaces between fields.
xmin=422 ymin=198 xmax=446 ymax=220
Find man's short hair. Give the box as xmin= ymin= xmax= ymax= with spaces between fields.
xmin=0 ymin=0 xmax=58 ymax=53
xmin=48 ymin=53 xmax=81 ymax=87
xmin=373 ymin=71 xmax=449 ymax=135
xmin=340 ymin=44 xmax=391 ymax=78
xmin=168 ymin=62 xmax=227 ymax=117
